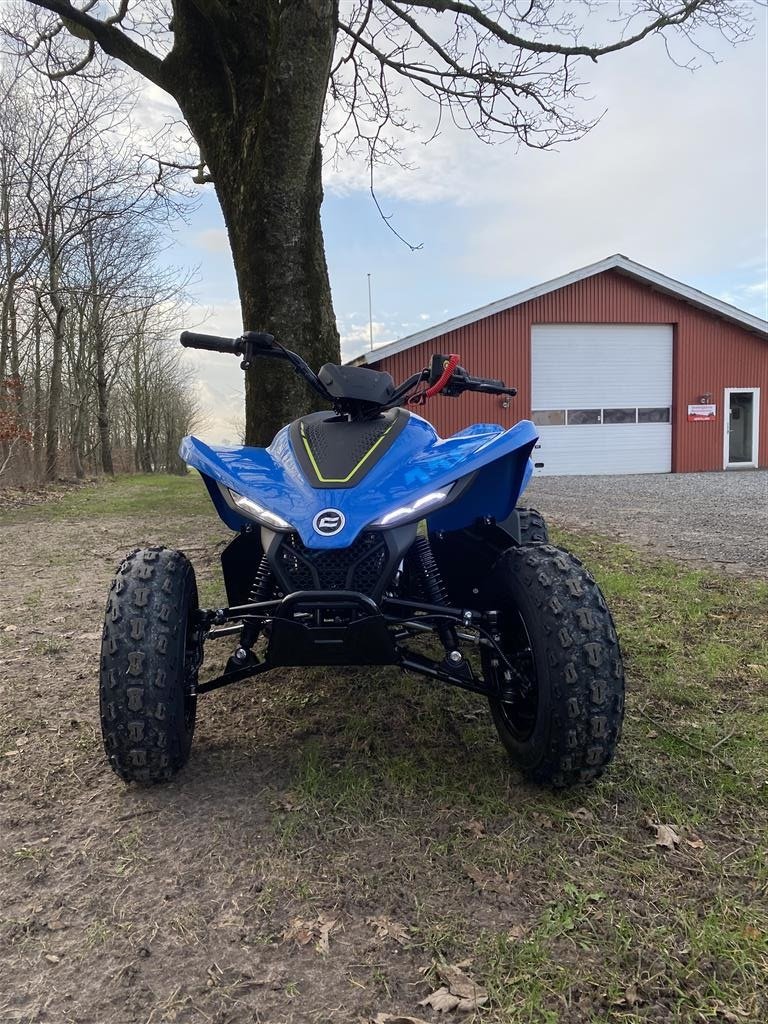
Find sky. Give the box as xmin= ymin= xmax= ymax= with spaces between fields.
xmin=159 ymin=8 xmax=768 ymax=444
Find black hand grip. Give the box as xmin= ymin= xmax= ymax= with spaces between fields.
xmin=463 ymin=374 xmax=517 ymax=397
xmin=180 ymin=331 xmax=241 ymax=355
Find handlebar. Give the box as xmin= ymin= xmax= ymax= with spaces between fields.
xmin=443 ymin=366 xmax=517 ymax=398
xmin=180 ymin=331 xmax=242 ymax=355
xmin=179 ymin=332 xmax=518 ymax=411
xmin=460 ymin=375 xmax=517 ymax=397
xmin=179 ymin=329 xmax=334 ymax=403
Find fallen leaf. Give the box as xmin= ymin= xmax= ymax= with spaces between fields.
xmin=461 ymin=819 xmax=486 ymax=837
xmin=714 ymin=1006 xmax=750 ymax=1022
xmin=612 ymin=982 xmax=643 ymax=1009
xmin=316 ymin=914 xmax=337 ymax=954
xmin=372 ymin=1015 xmax=431 ymax=1024
xmin=283 ymin=914 xmax=338 ymax=953
xmin=507 ymin=923 xmax=528 ymax=940
xmin=742 ymin=925 xmax=762 ymax=941
xmin=685 ymin=833 xmax=705 ymax=849
xmin=532 ymin=812 xmax=554 ymax=829
xmin=282 ymin=919 xmax=314 ymax=946
xmin=418 ymin=988 xmax=461 ymax=1013
xmin=652 ymin=823 xmax=680 ymax=850
xmin=463 ymin=863 xmax=511 ymax=894
xmin=44 ymin=954 xmax=60 ymax=964
xmin=647 ymin=730 xmax=659 ymax=739
xmin=568 ymin=806 xmax=594 ymax=823
xmin=366 ymin=916 xmax=411 ymax=944
xmin=276 ymin=791 xmax=300 ymax=811
xmin=419 ymin=964 xmax=489 ymax=1012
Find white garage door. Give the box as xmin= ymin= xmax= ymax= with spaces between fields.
xmin=531 ymin=325 xmax=673 ymax=476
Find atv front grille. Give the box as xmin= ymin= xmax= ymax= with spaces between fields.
xmin=274 ymin=531 xmax=389 ymax=597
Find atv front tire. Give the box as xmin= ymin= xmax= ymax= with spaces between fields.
xmin=100 ymin=547 xmax=201 ymax=784
xmin=483 ymin=543 xmax=624 ymax=787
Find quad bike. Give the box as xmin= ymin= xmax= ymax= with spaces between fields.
xmin=100 ymin=331 xmax=624 ymax=787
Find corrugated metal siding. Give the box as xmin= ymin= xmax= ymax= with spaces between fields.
xmin=368 ymin=270 xmax=768 ymax=471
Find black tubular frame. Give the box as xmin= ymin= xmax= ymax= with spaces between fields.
xmin=193 ymin=590 xmax=521 ymax=701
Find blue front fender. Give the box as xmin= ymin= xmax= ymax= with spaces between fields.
xmin=180 ymin=413 xmax=538 ymax=548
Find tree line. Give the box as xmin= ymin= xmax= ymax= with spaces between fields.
xmin=0 ymin=59 xmax=199 ymax=485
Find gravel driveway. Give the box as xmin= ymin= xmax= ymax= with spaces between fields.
xmin=526 ymin=470 xmax=768 ymax=576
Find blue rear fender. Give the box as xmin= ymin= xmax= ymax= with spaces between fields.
xmin=179 ymin=413 xmax=538 ymax=547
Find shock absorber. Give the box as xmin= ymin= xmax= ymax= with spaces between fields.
xmin=412 ymin=535 xmax=448 ymax=605
xmin=237 ymin=554 xmax=274 ymax=654
xmin=411 ymin=535 xmax=458 ymax=652
xmin=248 ymin=554 xmax=274 ymax=604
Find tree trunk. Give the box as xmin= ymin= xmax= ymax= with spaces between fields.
xmin=32 ymin=301 xmax=43 ymax=480
xmin=225 ymin=141 xmax=338 ymax=446
xmin=95 ymin=327 xmax=114 ymax=475
xmin=169 ymin=1 xmax=340 ymax=447
xmin=45 ymin=255 xmax=66 ymax=482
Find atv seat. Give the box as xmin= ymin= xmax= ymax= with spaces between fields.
xmin=317 ymin=363 xmax=396 ymax=406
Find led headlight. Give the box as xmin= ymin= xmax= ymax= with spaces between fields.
xmin=227 ymin=488 xmax=293 ymax=530
xmin=371 ymin=486 xmax=454 ymax=528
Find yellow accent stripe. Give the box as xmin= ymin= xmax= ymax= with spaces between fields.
xmin=300 ymin=420 xmax=395 ymax=484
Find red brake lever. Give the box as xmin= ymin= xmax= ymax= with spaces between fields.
xmin=408 ymin=353 xmax=461 ymax=406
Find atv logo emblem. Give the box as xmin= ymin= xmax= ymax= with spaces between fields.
xmin=313 ymin=508 xmax=345 ymax=537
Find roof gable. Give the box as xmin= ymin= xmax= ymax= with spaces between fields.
xmin=360 ymin=254 xmax=767 ymax=364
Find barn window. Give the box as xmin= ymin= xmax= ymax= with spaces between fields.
xmin=638 ymin=407 xmax=670 ymax=423
xmin=531 ymin=410 xmax=566 ymax=426
xmin=603 ymin=408 xmax=637 ymax=424
xmin=567 ymin=409 xmax=602 ymax=425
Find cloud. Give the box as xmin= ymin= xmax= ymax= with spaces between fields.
xmin=326 ymin=19 xmax=766 ymax=292
xmin=717 ymin=273 xmax=768 ymax=319
xmin=179 ymin=303 xmax=245 ymax=444
xmin=195 ymin=228 xmax=230 ymax=253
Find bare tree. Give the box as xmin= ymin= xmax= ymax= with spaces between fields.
xmin=5 ymin=1 xmax=753 ymax=445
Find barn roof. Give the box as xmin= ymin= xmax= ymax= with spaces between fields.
xmin=358 ymin=254 xmax=768 ymax=365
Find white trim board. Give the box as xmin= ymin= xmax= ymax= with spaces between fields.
xmin=357 ymin=254 xmax=768 ymax=365
xmin=723 ymin=388 xmax=761 ymax=469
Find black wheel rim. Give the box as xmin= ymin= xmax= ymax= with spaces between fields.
xmin=485 ymin=610 xmax=538 ymax=741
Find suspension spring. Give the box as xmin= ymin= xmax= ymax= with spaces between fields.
xmin=411 ymin=535 xmax=457 ymax=650
xmin=240 ymin=554 xmax=274 ymax=651
xmin=412 ymin=535 xmax=449 ymax=606
xmin=248 ymin=554 xmax=274 ymax=603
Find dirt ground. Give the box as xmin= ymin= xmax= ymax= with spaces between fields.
xmin=1 ymin=478 xmax=766 ymax=1024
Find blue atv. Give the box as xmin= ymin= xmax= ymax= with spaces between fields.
xmin=100 ymin=331 xmax=624 ymax=787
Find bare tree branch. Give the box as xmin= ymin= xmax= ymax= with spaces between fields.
xmin=23 ymin=1 xmax=168 ymax=88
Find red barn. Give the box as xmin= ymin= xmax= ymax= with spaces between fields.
xmin=359 ymin=255 xmax=768 ymax=475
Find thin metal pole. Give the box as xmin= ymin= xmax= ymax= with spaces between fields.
xmin=367 ymin=273 xmax=373 ymax=351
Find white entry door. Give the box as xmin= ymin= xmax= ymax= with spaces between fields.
xmin=531 ymin=324 xmax=673 ymax=476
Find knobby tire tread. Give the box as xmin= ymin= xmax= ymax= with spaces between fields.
xmin=99 ymin=546 xmax=198 ymax=784
xmin=489 ymin=543 xmax=624 ymax=788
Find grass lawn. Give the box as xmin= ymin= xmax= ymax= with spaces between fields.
xmin=1 ymin=473 xmax=766 ymax=1023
